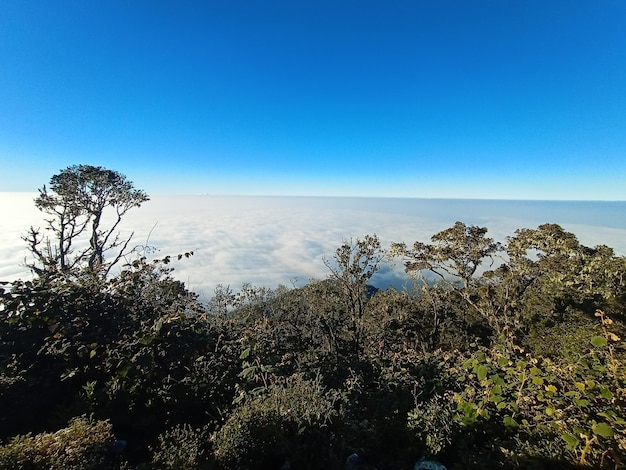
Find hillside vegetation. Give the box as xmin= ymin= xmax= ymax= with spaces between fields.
xmin=1 ymin=167 xmax=624 ymax=469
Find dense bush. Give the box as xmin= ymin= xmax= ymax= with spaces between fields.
xmin=150 ymin=424 xmax=212 ymax=470
xmin=212 ymin=374 xmax=341 ymax=469
xmin=0 ymin=416 xmax=116 ymax=470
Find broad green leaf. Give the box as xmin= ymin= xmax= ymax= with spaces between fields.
xmin=592 ymin=422 xmax=614 ymax=438
xmin=497 ymin=356 xmax=509 ymax=367
xmin=561 ymin=433 xmax=580 ymax=450
xmin=503 ymin=416 xmax=519 ymax=428
xmin=591 ymin=335 xmax=607 ymax=347
xmin=477 ymin=365 xmax=488 ymax=380
xmin=599 ymin=387 xmax=614 ymax=400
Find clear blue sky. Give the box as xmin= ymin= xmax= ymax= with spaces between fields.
xmin=1 ymin=1 xmax=625 ymax=199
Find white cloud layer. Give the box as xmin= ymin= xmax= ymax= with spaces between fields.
xmin=2 ymin=194 xmax=625 ymax=300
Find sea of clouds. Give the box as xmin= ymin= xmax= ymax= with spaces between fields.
xmin=2 ymin=194 xmax=625 ymax=301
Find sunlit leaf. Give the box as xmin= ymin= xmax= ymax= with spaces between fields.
xmin=562 ymin=433 xmax=580 ymax=450
xmin=590 ymin=335 xmax=607 ymax=347
xmin=592 ymin=422 xmax=614 ymax=438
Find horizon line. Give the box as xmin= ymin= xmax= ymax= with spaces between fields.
xmin=2 ymin=190 xmax=625 ymax=203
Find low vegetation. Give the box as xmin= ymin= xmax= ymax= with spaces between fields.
xmin=1 ymin=167 xmax=624 ymax=469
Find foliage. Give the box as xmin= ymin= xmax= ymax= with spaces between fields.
xmin=325 ymin=235 xmax=384 ymax=354
xmin=392 ymin=222 xmax=626 ymax=352
xmin=212 ymin=374 xmax=340 ymax=469
xmin=150 ymin=424 xmax=212 ymax=470
xmin=0 ymin=254 xmax=237 ymax=462
xmin=408 ymin=311 xmax=625 ymax=468
xmin=24 ymin=165 xmax=148 ymax=277
xmin=3 ymin=175 xmax=626 ymax=469
xmin=0 ymin=416 xmax=116 ymax=470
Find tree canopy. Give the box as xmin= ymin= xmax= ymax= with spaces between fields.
xmin=24 ymin=165 xmax=148 ymax=277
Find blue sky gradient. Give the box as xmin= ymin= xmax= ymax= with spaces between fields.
xmin=1 ymin=1 xmax=625 ymax=199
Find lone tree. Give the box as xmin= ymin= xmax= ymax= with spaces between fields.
xmin=24 ymin=165 xmax=149 ymax=277
xmin=324 ymin=234 xmax=383 ymax=353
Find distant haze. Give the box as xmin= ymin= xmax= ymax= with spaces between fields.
xmin=1 ymin=194 xmax=625 ymax=299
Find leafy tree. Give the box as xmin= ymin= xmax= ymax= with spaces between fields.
xmin=391 ymin=222 xmax=626 ymax=351
xmin=325 ymin=235 xmax=383 ymax=354
xmin=24 ymin=165 xmax=148 ymax=277
xmin=390 ymin=222 xmax=504 ymax=337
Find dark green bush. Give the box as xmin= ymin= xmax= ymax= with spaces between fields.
xmin=212 ymin=374 xmax=340 ymax=469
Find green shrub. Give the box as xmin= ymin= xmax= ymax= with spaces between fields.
xmin=0 ymin=416 xmax=115 ymax=470
xmin=211 ymin=374 xmax=340 ymax=469
xmin=444 ymin=314 xmax=625 ymax=468
xmin=408 ymin=391 xmax=457 ymax=457
xmin=151 ymin=424 xmax=211 ymax=469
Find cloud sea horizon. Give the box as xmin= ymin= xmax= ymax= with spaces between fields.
xmin=2 ymin=193 xmax=625 ymax=301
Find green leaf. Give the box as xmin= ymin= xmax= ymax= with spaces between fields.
xmin=592 ymin=422 xmax=614 ymax=438
xmin=599 ymin=386 xmax=614 ymax=400
xmin=477 ymin=365 xmax=488 ymax=380
xmin=240 ymin=365 xmax=257 ymax=378
xmin=591 ymin=335 xmax=607 ymax=347
xmin=561 ymin=433 xmax=580 ymax=450
xmin=532 ymin=376 xmax=544 ymax=386
xmin=462 ymin=358 xmax=475 ymax=370
xmin=497 ymin=356 xmax=509 ymax=367
xmin=503 ymin=416 xmax=519 ymax=428
xmin=239 ymin=347 xmax=251 ymax=360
